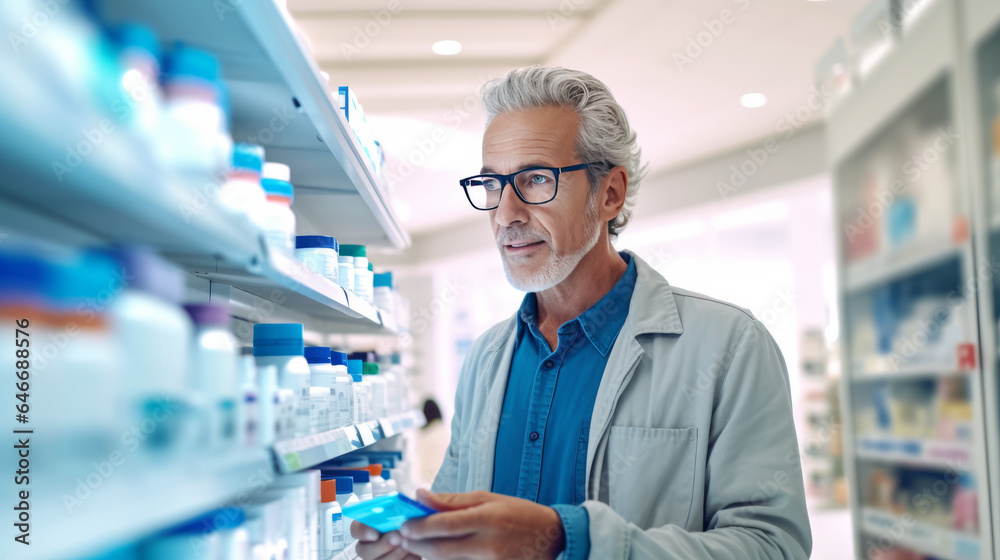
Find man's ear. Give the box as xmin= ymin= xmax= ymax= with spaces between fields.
xmin=599 ymin=167 xmax=628 ymax=223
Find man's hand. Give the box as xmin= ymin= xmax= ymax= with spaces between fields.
xmin=352 ymin=524 xmax=419 ymax=560
xmin=395 ymin=489 xmax=566 ymax=560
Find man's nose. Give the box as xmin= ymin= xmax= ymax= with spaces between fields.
xmin=493 ymin=181 xmax=529 ymax=227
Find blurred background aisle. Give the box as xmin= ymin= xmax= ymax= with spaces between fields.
xmin=0 ymin=0 xmax=998 ymax=558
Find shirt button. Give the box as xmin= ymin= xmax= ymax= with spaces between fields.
xmin=543 ymin=360 xmax=554 ymax=369
xmin=529 ymin=431 xmax=540 ymax=441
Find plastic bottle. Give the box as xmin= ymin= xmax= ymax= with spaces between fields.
xmin=348 ymin=359 xmax=367 ymax=423
xmin=324 ymin=469 xmax=373 ymax=501
xmin=319 ymin=479 xmax=347 ymax=559
xmin=330 ymin=351 xmax=354 ymax=428
xmin=270 ymin=471 xmax=321 ymax=560
xmin=259 ymin=487 xmax=308 ymax=560
xmin=363 ymin=362 xmax=388 ymax=419
xmin=260 ymin=162 xmax=297 ymax=255
xmin=220 ymin=143 xmax=267 ymax=225
xmin=161 ymin=45 xmax=231 ymax=176
xmin=254 ymin=323 xmax=311 ymax=438
xmin=373 ymin=271 xmax=394 ymax=313
xmin=381 ymin=468 xmax=398 ymax=494
xmin=952 ymin=472 xmax=979 ymax=532
xmin=296 ymin=235 xmax=339 ymax=285
xmin=237 ymin=352 xmax=259 ymax=446
xmin=306 ymin=346 xmax=352 ymax=431
xmin=309 ymin=386 xmax=331 ymax=434
xmin=106 ymin=247 xmax=192 ymax=458
xmin=6 ymin=251 xmax=123 ymax=479
xmin=276 ymin=387 xmax=298 ymax=441
xmin=110 ymin=23 xmax=163 ymax=139
xmin=331 ymin=476 xmax=361 ymax=509
xmin=381 ymin=354 xmax=402 ymax=416
xmin=367 ymin=263 xmax=375 ymax=304
xmin=340 ymin=245 xmax=371 ymax=300
xmin=366 ymin=464 xmax=389 ymax=497
xmin=184 ymin=303 xmax=239 ymax=451
xmin=337 ymin=252 xmax=355 ymax=292
xmin=257 ymin=364 xmax=278 ymax=446
xmin=244 ymin=498 xmax=287 ymax=560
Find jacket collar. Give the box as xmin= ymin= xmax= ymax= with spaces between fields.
xmin=621 ymin=249 xmax=684 ymax=337
xmin=483 ymin=248 xmax=684 ymax=354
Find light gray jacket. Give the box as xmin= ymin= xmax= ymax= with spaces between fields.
xmin=432 ymin=252 xmax=812 ymax=559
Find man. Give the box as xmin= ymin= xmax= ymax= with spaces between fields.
xmin=354 ymin=66 xmax=812 ymax=560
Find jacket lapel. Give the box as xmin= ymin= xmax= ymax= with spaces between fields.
xmin=471 ymin=318 xmax=519 ymax=492
xmin=585 ymin=251 xmax=685 ymax=499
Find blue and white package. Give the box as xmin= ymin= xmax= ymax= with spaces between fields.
xmin=341 ymin=492 xmax=437 ymax=534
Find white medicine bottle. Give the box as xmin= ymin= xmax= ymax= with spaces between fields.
xmin=304 ymin=346 xmax=341 ymax=430
xmin=260 ymin=162 xmax=297 ymax=255
xmin=184 ymin=303 xmax=239 ymax=451
xmin=330 ymin=350 xmax=354 ymax=429
xmin=107 ymin=247 xmax=191 ymax=458
xmin=319 ymin=479 xmax=346 ymax=559
xmin=331 ymin=476 xmax=361 ymax=509
xmin=219 ymin=143 xmax=267 ymax=225
xmin=362 ymin=362 xmax=387 ymax=419
xmin=348 ymin=359 xmax=367 ymax=423
xmin=253 ymin=323 xmax=311 ymax=438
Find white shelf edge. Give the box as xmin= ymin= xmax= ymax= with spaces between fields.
xmin=235 ymin=0 xmax=410 ymax=251
xmin=30 ymin=449 xmax=273 ymax=560
xmin=855 ymin=436 xmax=974 ymax=470
xmin=860 ymin=507 xmax=980 ymax=560
xmin=272 ymin=410 xmax=426 ymax=473
xmin=845 ymin=238 xmax=962 ymax=292
xmin=852 ymin=362 xmax=970 ymax=380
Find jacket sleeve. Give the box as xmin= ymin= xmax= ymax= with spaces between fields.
xmin=582 ymin=320 xmax=812 ymax=560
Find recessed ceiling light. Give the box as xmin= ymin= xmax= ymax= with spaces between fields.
xmin=740 ymin=93 xmax=768 ymax=108
xmin=432 ymin=40 xmax=462 ymax=56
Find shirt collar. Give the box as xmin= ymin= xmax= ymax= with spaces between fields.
xmin=514 ymin=252 xmax=638 ymax=357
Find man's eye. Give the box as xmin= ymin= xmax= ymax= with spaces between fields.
xmin=528 ymin=174 xmax=551 ymax=185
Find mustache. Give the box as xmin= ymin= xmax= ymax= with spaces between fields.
xmin=495 ymin=226 xmax=550 ymax=248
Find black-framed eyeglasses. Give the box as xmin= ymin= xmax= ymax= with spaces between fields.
xmin=458 ymin=162 xmax=606 ymax=211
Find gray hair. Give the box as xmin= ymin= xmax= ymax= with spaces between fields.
xmin=481 ymin=66 xmax=647 ymax=238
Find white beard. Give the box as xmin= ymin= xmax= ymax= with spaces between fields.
xmin=500 ymin=199 xmax=602 ymax=292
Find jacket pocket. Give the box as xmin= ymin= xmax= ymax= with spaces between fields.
xmin=606 ymin=426 xmax=697 ymax=529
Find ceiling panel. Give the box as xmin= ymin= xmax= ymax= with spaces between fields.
xmin=284 ymin=0 xmax=872 ymax=235
xmin=296 ymin=16 xmax=569 ymax=63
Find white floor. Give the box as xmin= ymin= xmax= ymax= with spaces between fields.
xmin=809 ymin=507 xmax=855 ymax=560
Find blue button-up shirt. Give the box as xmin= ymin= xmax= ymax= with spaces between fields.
xmin=492 ymin=252 xmax=637 ymax=559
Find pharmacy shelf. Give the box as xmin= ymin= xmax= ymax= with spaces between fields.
xmin=860 ymin=507 xmax=980 ymax=560
xmin=30 ymin=449 xmax=273 ymax=560
xmin=100 ymin=0 xmax=410 ymax=250
xmin=180 ymin=249 xmax=382 ymax=325
xmin=826 ymin=0 xmax=957 ymax=167
xmin=856 ymin=436 xmax=974 ymax=471
xmin=0 ymin=94 xmax=264 ymax=272
xmin=853 ymin=361 xmax=972 ymax=381
xmin=272 ymin=410 xmax=426 ymax=474
xmin=844 ymin=238 xmax=962 ymax=292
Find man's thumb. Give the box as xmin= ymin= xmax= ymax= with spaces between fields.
xmin=416 ymin=489 xmax=490 ymax=511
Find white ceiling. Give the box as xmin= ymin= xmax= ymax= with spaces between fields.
xmin=287 ymin=0 xmax=867 ymax=234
